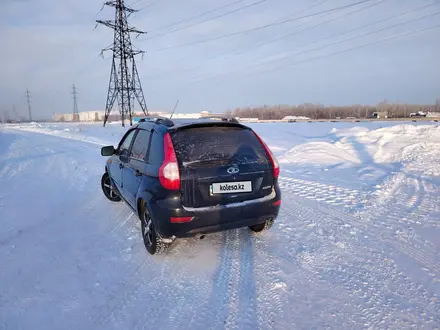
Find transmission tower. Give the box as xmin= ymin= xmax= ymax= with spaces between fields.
xmin=96 ymin=0 xmax=149 ymax=127
xmin=26 ymin=89 xmax=32 ymax=122
xmin=12 ymin=104 xmax=18 ymax=122
xmin=72 ymin=84 xmax=79 ymax=122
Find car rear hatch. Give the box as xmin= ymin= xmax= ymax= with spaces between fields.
xmin=169 ymin=124 xmax=275 ymax=208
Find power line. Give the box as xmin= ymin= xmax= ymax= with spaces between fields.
xmin=275 ymin=0 xmax=440 ymax=58
xmin=154 ymin=0 xmax=376 ymax=51
xmin=198 ymin=0 xmax=385 ymax=68
xmin=204 ymin=0 xmax=333 ymax=60
xmin=72 ymin=84 xmax=79 ymax=122
xmin=150 ymin=0 xmax=248 ymax=33
xmin=192 ymin=21 xmax=440 ymax=84
xmin=144 ymin=0 xmax=333 ymax=79
xmin=233 ymin=0 xmax=388 ymax=57
xmin=253 ymin=10 xmax=440 ymax=75
xmin=265 ymin=23 xmax=440 ymax=75
xmin=142 ymin=0 xmax=269 ymax=41
xmin=191 ymin=7 xmax=440 ymax=83
xmin=129 ymin=0 xmax=143 ymax=5
xmin=138 ymin=0 xmax=163 ymax=11
xmin=26 ymin=89 xmax=32 ymax=122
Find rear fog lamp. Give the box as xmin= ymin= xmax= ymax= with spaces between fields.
xmin=272 ymin=200 xmax=281 ymax=206
xmin=170 ymin=216 xmax=194 ymax=223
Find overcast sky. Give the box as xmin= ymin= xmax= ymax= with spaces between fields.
xmin=1 ymin=0 xmax=439 ymax=119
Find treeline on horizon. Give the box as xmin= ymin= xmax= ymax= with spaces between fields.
xmin=225 ymin=101 xmax=440 ymax=120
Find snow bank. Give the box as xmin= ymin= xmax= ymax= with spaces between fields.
xmin=280 ymin=124 xmax=440 ymax=176
xmin=4 ymin=122 xmax=128 ymax=146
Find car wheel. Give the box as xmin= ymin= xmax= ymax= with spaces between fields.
xmin=141 ymin=207 xmax=169 ymax=255
xmin=101 ymin=172 xmax=121 ymax=202
xmin=249 ymin=218 xmax=274 ymax=232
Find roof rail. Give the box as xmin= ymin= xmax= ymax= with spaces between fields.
xmin=138 ymin=116 xmax=174 ymax=127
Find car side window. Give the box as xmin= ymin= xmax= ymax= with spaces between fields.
xmin=130 ymin=129 xmax=151 ymax=162
xmin=119 ymin=129 xmax=136 ymax=153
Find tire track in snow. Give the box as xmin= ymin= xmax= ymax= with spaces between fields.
xmin=125 ymin=232 xmax=229 ymax=330
xmin=150 ymin=237 xmax=215 ymax=330
xmin=278 ymin=176 xmax=368 ymax=211
xmin=235 ymin=229 xmax=259 ymax=330
xmin=358 ymin=173 xmax=440 ymax=275
xmin=192 ymin=231 xmax=235 ymax=329
xmin=167 ymin=241 xmax=212 ymax=330
xmin=252 ymin=234 xmax=287 ymax=330
xmin=279 ymin=192 xmax=439 ymax=328
xmin=310 ymin=192 xmax=440 ymax=276
xmin=188 ymin=229 xmax=261 ymax=330
xmin=224 ymin=229 xmax=241 ymax=329
xmin=280 ymin=172 xmax=440 ymax=276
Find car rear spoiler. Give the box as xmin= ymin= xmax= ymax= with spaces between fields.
xmin=169 ymin=121 xmax=248 ymax=131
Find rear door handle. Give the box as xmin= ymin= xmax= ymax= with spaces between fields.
xmin=134 ymin=169 xmax=142 ymax=177
xmin=119 ymin=163 xmax=124 ymax=169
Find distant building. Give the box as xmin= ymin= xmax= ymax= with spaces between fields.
xmin=238 ymin=117 xmax=260 ymax=122
xmin=53 ymin=110 xmax=227 ymax=123
xmin=53 ymin=110 xmax=105 ymax=122
xmin=199 ymin=110 xmax=225 ymax=118
xmin=282 ymin=116 xmax=310 ymax=121
xmin=371 ymin=111 xmax=388 ymax=119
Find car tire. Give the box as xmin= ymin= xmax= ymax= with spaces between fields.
xmin=249 ymin=218 xmax=274 ymax=232
xmin=140 ymin=205 xmax=169 ymax=255
xmin=101 ymin=172 xmax=121 ymax=202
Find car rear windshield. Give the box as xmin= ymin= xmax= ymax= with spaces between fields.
xmin=170 ymin=126 xmax=269 ymax=167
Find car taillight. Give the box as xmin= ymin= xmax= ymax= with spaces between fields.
xmin=252 ymin=130 xmax=280 ymax=179
xmin=159 ymin=132 xmax=180 ymax=190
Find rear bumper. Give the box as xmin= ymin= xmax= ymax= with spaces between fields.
xmin=150 ymin=187 xmax=281 ymax=238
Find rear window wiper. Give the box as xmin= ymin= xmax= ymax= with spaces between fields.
xmin=182 ymin=158 xmax=232 ymax=167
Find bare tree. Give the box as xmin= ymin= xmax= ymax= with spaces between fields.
xmin=228 ymin=102 xmax=435 ymax=120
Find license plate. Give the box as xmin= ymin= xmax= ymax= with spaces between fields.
xmin=210 ymin=181 xmax=252 ymax=194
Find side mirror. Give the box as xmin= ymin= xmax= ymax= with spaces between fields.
xmin=119 ymin=149 xmax=130 ymax=163
xmin=101 ymin=145 xmax=115 ymax=156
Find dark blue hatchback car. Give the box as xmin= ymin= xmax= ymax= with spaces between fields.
xmin=100 ymin=117 xmax=281 ymax=254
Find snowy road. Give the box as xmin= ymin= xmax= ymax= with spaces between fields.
xmin=0 ymin=123 xmax=439 ymax=329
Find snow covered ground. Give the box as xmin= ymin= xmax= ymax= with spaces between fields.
xmin=0 ymin=120 xmax=439 ymax=329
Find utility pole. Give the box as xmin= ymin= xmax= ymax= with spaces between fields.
xmin=72 ymin=84 xmax=79 ymax=122
xmin=26 ymin=89 xmax=32 ymax=122
xmin=96 ymin=0 xmax=149 ymax=127
xmin=12 ymin=104 xmax=18 ymax=122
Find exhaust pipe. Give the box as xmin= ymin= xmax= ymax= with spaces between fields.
xmin=195 ymin=233 xmax=206 ymax=240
